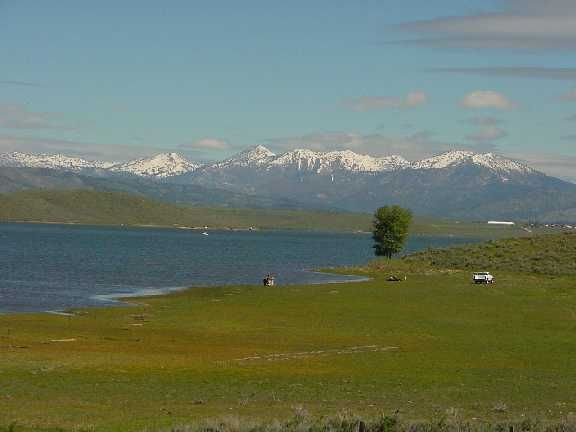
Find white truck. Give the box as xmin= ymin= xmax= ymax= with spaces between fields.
xmin=472 ymin=272 xmax=494 ymax=284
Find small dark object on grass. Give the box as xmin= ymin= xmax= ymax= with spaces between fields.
xmin=263 ymin=274 xmax=275 ymax=286
xmin=387 ymin=275 xmax=402 ymax=282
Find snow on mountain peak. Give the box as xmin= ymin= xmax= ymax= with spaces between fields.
xmin=110 ymin=152 xmax=199 ymax=178
xmin=469 ymin=152 xmax=533 ymax=173
xmin=0 ymin=147 xmax=537 ymax=179
xmin=0 ymin=151 xmax=109 ymax=170
xmin=251 ymin=145 xmax=275 ymax=155
xmin=268 ymin=148 xmax=409 ymax=173
xmin=212 ymin=145 xmax=276 ymax=168
xmin=411 ymin=150 xmax=533 ymax=173
xmin=411 ymin=150 xmax=475 ymax=169
xmin=325 ymin=150 xmax=410 ymax=172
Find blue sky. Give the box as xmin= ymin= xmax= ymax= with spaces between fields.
xmin=1 ymin=0 xmax=576 ymax=179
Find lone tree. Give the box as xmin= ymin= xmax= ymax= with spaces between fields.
xmin=372 ymin=205 xmax=412 ymax=258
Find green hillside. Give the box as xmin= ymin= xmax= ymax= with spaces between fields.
xmin=0 ymin=166 xmax=309 ymax=209
xmin=375 ymin=232 xmax=576 ymax=275
xmin=0 ymin=189 xmax=369 ymax=231
xmin=0 ymin=189 xmax=537 ymax=236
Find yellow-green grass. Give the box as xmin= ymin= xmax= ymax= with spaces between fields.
xmin=1 ymin=267 xmax=576 ymax=431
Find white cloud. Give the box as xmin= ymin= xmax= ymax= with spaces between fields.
xmin=431 ymin=67 xmax=576 ymax=80
xmin=343 ymin=91 xmax=427 ymax=112
xmin=466 ymin=125 xmax=507 ymax=143
xmin=405 ymin=91 xmax=428 ymax=107
xmin=182 ymin=138 xmax=230 ymax=151
xmin=510 ymin=151 xmax=576 ymax=182
xmin=465 ymin=117 xmax=503 ymax=126
xmin=560 ymin=89 xmax=576 ymax=101
xmin=0 ymin=104 xmax=67 ymax=129
xmin=461 ymin=91 xmax=516 ymax=110
xmin=267 ymin=132 xmax=364 ymax=151
xmin=0 ymin=134 xmax=171 ymax=162
xmin=397 ymin=0 xmax=576 ymax=50
xmin=0 ymin=81 xmax=42 ymax=87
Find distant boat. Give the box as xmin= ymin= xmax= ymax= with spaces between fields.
xmin=202 ymin=232 xmax=209 ymax=236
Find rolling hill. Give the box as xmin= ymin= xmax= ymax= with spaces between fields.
xmin=400 ymin=231 xmax=576 ymax=275
xmin=0 ymin=167 xmax=308 ymax=210
xmin=0 ymin=189 xmax=535 ymax=237
xmin=0 ymin=189 xmax=369 ymax=231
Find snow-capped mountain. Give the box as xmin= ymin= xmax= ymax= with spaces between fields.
xmin=0 ymin=151 xmax=200 ymax=178
xmin=267 ymin=149 xmax=410 ymax=173
xmin=0 ymin=147 xmax=534 ymax=178
xmin=1 ymin=146 xmax=574 ymax=219
xmin=211 ymin=145 xmax=276 ymax=169
xmin=203 ymin=146 xmax=532 ymax=175
xmin=411 ymin=150 xmax=533 ymax=174
xmin=182 ymin=146 xmax=556 ymax=218
xmin=0 ymin=151 xmax=113 ymax=171
xmin=108 ymin=153 xmax=200 ymax=178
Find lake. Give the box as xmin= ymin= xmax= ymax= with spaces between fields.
xmin=0 ymin=223 xmax=477 ymax=313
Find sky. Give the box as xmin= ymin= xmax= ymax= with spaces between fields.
xmin=1 ymin=0 xmax=576 ymax=180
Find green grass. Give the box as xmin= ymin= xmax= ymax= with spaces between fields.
xmin=0 ymin=189 xmax=544 ymax=237
xmin=3 ymin=272 xmax=576 ymax=429
xmin=2 ymin=230 xmax=575 ymax=430
xmin=2 ymin=234 xmax=576 ymax=430
xmin=399 ymin=232 xmax=576 ymax=275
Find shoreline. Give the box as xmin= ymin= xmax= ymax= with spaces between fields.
xmin=0 ymin=219 xmax=374 ymax=235
xmin=0 ymin=270 xmax=372 ymax=317
xmin=0 ymin=219 xmax=520 ymax=238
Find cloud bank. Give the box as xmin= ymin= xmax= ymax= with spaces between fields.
xmin=461 ymin=91 xmax=516 ymax=110
xmin=560 ymin=89 xmax=576 ymax=101
xmin=466 ymin=126 xmax=507 ymax=143
xmin=0 ymin=134 xmax=171 ymax=162
xmin=0 ymin=104 xmax=67 ymax=129
xmin=343 ymin=91 xmax=427 ymax=112
xmin=510 ymin=151 xmax=576 ymax=183
xmin=0 ymin=81 xmax=42 ymax=87
xmin=267 ymin=131 xmax=458 ymax=160
xmin=397 ymin=0 xmax=576 ymax=51
xmin=180 ymin=138 xmax=231 ymax=151
xmin=429 ymin=67 xmax=576 ymax=80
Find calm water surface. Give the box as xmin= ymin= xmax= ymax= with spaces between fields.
xmin=0 ymin=223 xmax=476 ymax=313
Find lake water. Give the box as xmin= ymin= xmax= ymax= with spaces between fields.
xmin=0 ymin=223 xmax=477 ymax=313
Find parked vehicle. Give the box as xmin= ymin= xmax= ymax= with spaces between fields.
xmin=473 ymin=272 xmax=494 ymax=284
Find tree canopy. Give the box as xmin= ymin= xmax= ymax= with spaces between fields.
xmin=372 ymin=205 xmax=412 ymax=258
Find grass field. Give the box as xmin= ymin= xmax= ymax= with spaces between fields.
xmin=402 ymin=232 xmax=576 ymax=275
xmin=0 ymin=189 xmax=548 ymax=238
xmin=1 ymin=234 xmax=576 ymax=431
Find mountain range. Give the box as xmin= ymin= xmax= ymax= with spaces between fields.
xmin=0 ymin=147 xmax=535 ymax=178
xmin=1 ymin=146 xmax=575 ymax=220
